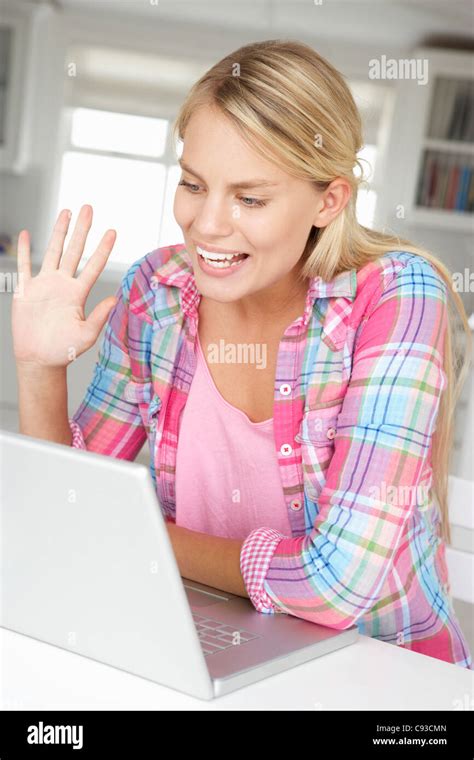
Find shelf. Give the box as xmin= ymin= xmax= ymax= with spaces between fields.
xmin=423 ymin=138 xmax=474 ymax=156
xmin=409 ymin=206 xmax=474 ymax=232
xmin=382 ymin=51 xmax=474 ymax=233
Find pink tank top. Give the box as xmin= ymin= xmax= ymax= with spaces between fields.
xmin=175 ymin=332 xmax=292 ymax=539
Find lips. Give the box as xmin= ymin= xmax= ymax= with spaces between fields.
xmin=195 ymin=244 xmax=251 ymax=277
xmin=195 ymin=241 xmax=248 ymax=256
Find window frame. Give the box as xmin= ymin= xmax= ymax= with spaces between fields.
xmin=48 ymin=104 xmax=182 ymax=275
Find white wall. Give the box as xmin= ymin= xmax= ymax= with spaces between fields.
xmin=1 ymin=1 xmax=473 ymax=423
xmin=0 ymin=1 xmax=429 ymax=260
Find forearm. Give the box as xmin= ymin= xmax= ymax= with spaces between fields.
xmin=16 ymin=362 xmax=72 ymax=445
xmin=166 ymin=522 xmax=248 ymax=599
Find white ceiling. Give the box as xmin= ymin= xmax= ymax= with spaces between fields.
xmin=29 ymin=0 xmax=474 ymax=49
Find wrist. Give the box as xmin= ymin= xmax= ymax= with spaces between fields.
xmin=16 ymin=361 xmax=68 ymax=379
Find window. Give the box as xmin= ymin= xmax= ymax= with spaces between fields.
xmin=56 ymin=101 xmax=381 ymax=270
xmin=350 ymin=79 xmax=392 ymax=228
xmin=56 ymin=107 xmax=184 ymax=270
xmin=355 ymin=143 xmax=378 ymax=228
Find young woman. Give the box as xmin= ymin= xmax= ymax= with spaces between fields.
xmin=13 ymin=40 xmax=472 ymax=669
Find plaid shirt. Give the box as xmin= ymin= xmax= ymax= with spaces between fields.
xmin=70 ymin=243 xmax=472 ymax=669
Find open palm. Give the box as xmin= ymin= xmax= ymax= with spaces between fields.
xmin=12 ymin=205 xmax=118 ymax=368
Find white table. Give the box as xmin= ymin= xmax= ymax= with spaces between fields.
xmin=1 ymin=627 xmax=472 ymax=711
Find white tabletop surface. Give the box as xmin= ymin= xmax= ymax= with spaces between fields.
xmin=1 ymin=627 xmax=472 ymax=711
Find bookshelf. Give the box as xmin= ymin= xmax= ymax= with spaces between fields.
xmin=414 ymin=75 xmax=474 ymax=221
xmin=374 ymin=47 xmax=474 ymax=234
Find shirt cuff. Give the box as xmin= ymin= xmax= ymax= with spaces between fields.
xmin=69 ymin=419 xmax=87 ymax=449
xmin=240 ymin=527 xmax=285 ymax=614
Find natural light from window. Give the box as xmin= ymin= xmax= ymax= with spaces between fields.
xmin=71 ymin=108 xmax=168 ymax=157
xmin=56 ymin=108 xmax=378 ymax=271
xmin=355 ymin=143 xmax=377 ymax=228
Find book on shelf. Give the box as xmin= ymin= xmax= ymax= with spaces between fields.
xmin=428 ymin=77 xmax=474 ymax=143
xmin=416 ymin=150 xmax=474 ymax=212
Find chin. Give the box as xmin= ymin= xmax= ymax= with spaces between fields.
xmin=195 ymin=279 xmax=243 ymax=302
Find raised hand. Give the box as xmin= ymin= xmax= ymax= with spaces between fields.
xmin=12 ymin=204 xmax=118 ymax=368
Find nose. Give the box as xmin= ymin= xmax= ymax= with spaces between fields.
xmin=193 ymin=194 xmax=234 ymax=239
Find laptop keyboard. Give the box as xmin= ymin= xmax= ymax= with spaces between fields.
xmin=192 ymin=612 xmax=260 ymax=656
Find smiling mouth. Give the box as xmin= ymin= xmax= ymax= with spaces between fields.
xmin=196 ymin=245 xmax=250 ymax=268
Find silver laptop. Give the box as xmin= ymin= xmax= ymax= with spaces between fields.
xmin=0 ymin=430 xmax=358 ymax=701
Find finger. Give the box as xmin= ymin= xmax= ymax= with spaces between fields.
xmin=83 ymin=296 xmax=118 ymax=344
xmin=77 ymin=229 xmax=117 ymax=294
xmin=60 ymin=204 xmax=93 ymax=276
xmin=16 ymin=229 xmax=32 ymax=282
xmin=41 ymin=209 xmax=72 ymax=272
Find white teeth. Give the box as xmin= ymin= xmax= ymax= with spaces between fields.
xmin=201 ymin=257 xmax=246 ymax=269
xmin=196 ymin=245 xmax=246 ymax=262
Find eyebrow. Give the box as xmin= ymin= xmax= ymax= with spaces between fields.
xmin=178 ymin=159 xmax=279 ymax=190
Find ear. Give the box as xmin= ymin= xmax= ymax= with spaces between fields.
xmin=312 ymin=178 xmax=352 ymax=228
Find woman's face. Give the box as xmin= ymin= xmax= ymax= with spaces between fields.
xmin=173 ymin=105 xmax=345 ymax=306
xmin=174 ymin=107 xmax=346 ymax=302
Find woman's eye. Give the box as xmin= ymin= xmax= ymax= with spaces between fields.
xmin=178 ymin=180 xmax=200 ymax=192
xmin=178 ymin=180 xmax=266 ymax=207
xmin=240 ymin=196 xmax=266 ymax=208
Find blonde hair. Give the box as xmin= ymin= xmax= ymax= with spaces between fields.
xmin=172 ymin=39 xmax=472 ymax=544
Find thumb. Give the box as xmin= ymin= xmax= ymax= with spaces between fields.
xmin=84 ymin=296 xmax=118 ymax=342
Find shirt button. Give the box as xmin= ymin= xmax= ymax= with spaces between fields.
xmin=279 ymin=383 xmax=291 ymax=396
xmin=326 ymin=427 xmax=336 ymax=440
xmin=290 ymin=499 xmax=302 ymax=511
xmin=280 ymin=443 xmax=293 ymax=457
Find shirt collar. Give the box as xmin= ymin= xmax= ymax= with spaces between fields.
xmin=152 ymin=244 xmax=357 ymax=324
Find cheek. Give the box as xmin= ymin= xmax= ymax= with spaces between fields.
xmin=173 ymin=193 xmax=193 ymax=228
xmin=246 ymin=216 xmax=291 ymax=258
xmin=256 ymin=212 xmax=309 ymax=260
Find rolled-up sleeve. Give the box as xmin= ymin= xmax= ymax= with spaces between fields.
xmin=69 ymin=260 xmax=148 ymax=460
xmin=69 ymin=418 xmax=87 ymax=448
xmin=240 ymin=258 xmax=449 ymax=625
xmin=240 ymin=528 xmax=286 ymax=613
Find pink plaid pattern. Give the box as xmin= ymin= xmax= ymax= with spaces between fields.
xmin=66 ymin=244 xmax=473 ymax=668
xmin=240 ymin=528 xmax=285 ymax=613
xmin=69 ymin=419 xmax=86 ymax=448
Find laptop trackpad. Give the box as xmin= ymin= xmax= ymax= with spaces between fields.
xmin=184 ymin=585 xmax=229 ymax=607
